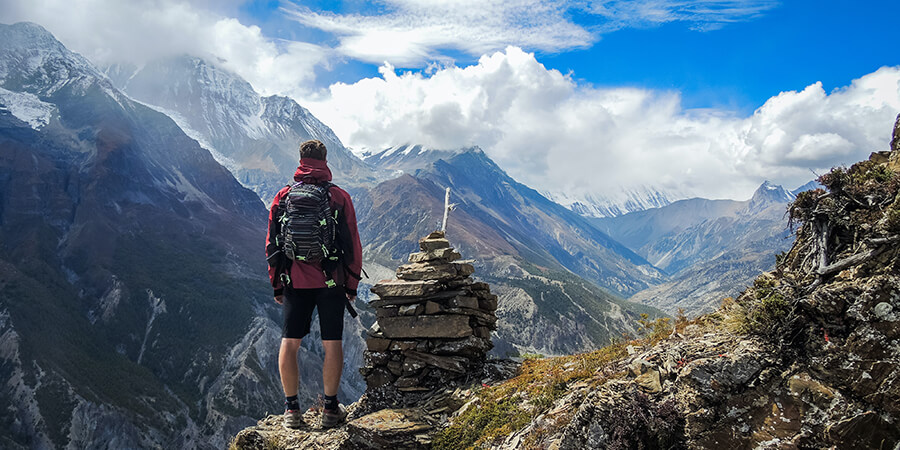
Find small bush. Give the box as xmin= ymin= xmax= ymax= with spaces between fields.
xmin=818 ymin=167 xmax=850 ymax=193
xmin=886 ymin=206 xmax=900 ymax=233
xmin=788 ymin=188 xmax=825 ymax=229
xmin=605 ymin=391 xmax=685 ymax=450
xmin=636 ymin=314 xmax=673 ymax=345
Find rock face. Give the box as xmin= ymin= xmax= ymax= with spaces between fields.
xmin=360 ymin=231 xmax=499 ymax=393
xmin=0 ymin=22 xmax=285 ymax=449
xmin=492 ymin=128 xmax=900 ymax=449
xmin=106 ymin=55 xmax=383 ymax=200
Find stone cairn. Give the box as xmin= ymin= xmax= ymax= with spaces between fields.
xmin=360 ymin=231 xmax=499 ymax=393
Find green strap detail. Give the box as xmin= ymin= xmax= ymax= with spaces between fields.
xmin=319 ymin=219 xmax=327 ymax=226
xmin=323 ymin=269 xmax=337 ymax=288
xmin=329 ymin=256 xmax=339 ymax=261
xmin=333 ymin=210 xmax=339 ymax=219
xmin=297 ymin=256 xmax=306 ymax=261
xmin=280 ymin=273 xmax=291 ymax=285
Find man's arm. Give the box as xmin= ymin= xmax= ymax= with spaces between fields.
xmin=336 ymin=189 xmax=363 ymax=299
xmin=266 ymin=189 xmax=286 ymax=298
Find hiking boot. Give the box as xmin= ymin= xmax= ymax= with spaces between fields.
xmin=321 ymin=404 xmax=347 ymax=429
xmin=283 ymin=408 xmax=303 ymax=429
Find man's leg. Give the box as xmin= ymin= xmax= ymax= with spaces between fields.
xmin=279 ymin=338 xmax=303 ymax=397
xmin=322 ymin=340 xmax=343 ymax=396
xmin=317 ymin=288 xmax=347 ymax=427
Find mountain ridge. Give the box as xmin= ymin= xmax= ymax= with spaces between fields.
xmin=105 ymin=55 xmax=383 ymax=201
xmin=0 ymin=22 xmax=309 ymax=449
xmin=597 ymin=180 xmax=816 ymax=314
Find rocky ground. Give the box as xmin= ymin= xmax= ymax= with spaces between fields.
xmin=231 ymin=117 xmax=900 ymax=449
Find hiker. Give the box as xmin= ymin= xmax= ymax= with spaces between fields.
xmin=265 ymin=139 xmax=363 ymax=429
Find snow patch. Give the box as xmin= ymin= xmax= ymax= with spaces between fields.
xmin=0 ymin=87 xmax=55 ymax=130
xmin=543 ymin=184 xmax=687 ymax=218
xmin=137 ymin=290 xmax=167 ymax=365
xmin=135 ymin=101 xmax=241 ymax=171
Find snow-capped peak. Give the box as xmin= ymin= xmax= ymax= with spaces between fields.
xmin=747 ymin=180 xmax=795 ymax=213
xmin=0 ymin=22 xmax=108 ymax=96
xmin=543 ymin=185 xmax=686 ymax=218
xmin=362 ymin=144 xmax=481 ymax=173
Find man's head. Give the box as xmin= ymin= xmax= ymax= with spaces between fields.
xmin=300 ymin=140 xmax=327 ymax=161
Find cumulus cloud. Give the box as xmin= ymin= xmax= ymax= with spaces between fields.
xmin=0 ymin=0 xmax=329 ymax=96
xmin=283 ymin=0 xmax=778 ymax=67
xmin=306 ymin=47 xmax=900 ymax=200
xmin=4 ymin=0 xmax=894 ymax=202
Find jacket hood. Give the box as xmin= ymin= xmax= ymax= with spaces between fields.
xmin=293 ymin=158 xmax=332 ymax=183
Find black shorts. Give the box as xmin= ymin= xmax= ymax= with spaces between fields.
xmin=282 ymin=286 xmax=346 ymax=340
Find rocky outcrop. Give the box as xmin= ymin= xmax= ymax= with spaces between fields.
xmin=892 ymin=113 xmax=900 ymax=154
xmin=500 ymin=122 xmax=900 ymax=449
xmin=232 ymin=116 xmax=900 ymax=450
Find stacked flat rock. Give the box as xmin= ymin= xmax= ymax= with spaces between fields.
xmin=361 ymin=231 xmax=499 ymax=393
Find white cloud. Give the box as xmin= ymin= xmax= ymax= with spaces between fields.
xmin=4 ymin=0 xmax=895 ymax=202
xmin=0 ymin=0 xmax=329 ymax=97
xmin=587 ymin=0 xmax=779 ymax=32
xmin=306 ymin=47 xmax=900 ymax=200
xmin=283 ymin=0 xmax=778 ymax=67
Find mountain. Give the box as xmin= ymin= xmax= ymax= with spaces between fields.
xmin=105 ymin=55 xmax=382 ymax=201
xmin=747 ymin=180 xmax=795 ymax=213
xmin=791 ymin=179 xmax=823 ymax=196
xmin=361 ymin=143 xmax=466 ymax=175
xmin=361 ymin=146 xmax=667 ymax=356
xmin=596 ymin=181 xmax=814 ymax=314
xmin=543 ymin=185 xmax=680 ymax=218
xmin=0 ymin=22 xmax=366 ymax=449
xmin=108 ymin=55 xmax=671 ymax=356
xmin=235 ymin=122 xmax=900 ymax=450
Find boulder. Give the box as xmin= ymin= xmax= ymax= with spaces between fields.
xmin=369 ymin=290 xmax=464 ymax=308
xmin=398 ymin=304 xmax=423 ymax=316
xmin=455 ymin=263 xmax=475 ymax=277
xmin=419 ymin=237 xmax=451 ymax=251
xmin=448 ymin=296 xmax=480 ymax=310
xmin=366 ymin=337 xmax=392 ymax=352
xmin=370 ymin=280 xmax=440 ymax=298
xmin=389 ymin=341 xmax=418 ymax=351
xmin=366 ymin=367 xmax=396 ymax=389
xmin=432 ymin=336 xmax=493 ymax=357
xmin=376 ymin=307 xmax=399 ymax=319
xmin=424 ymin=301 xmax=441 ymax=315
xmin=403 ymin=350 xmax=468 ymax=373
xmin=474 ymin=326 xmax=492 ymax=339
xmin=478 ymin=294 xmax=499 ymax=311
xmin=348 ymin=409 xmax=431 ymax=450
xmin=408 ymin=247 xmax=462 ymax=263
xmin=396 ymin=263 xmax=464 ymax=281
xmin=379 ymin=315 xmax=473 ymax=339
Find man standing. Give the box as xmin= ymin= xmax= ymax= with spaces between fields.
xmin=265 ymin=140 xmax=362 ymax=429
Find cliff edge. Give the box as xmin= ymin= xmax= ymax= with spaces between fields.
xmin=232 ymin=115 xmax=900 ymax=449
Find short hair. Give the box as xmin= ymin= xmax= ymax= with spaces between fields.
xmin=299 ymin=140 xmax=327 ymax=161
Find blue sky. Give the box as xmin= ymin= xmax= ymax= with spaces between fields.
xmin=4 ymin=0 xmax=899 ymax=201
xmin=234 ymin=0 xmax=900 ymax=114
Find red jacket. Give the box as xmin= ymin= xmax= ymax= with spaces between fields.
xmin=266 ymin=158 xmax=363 ymax=296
